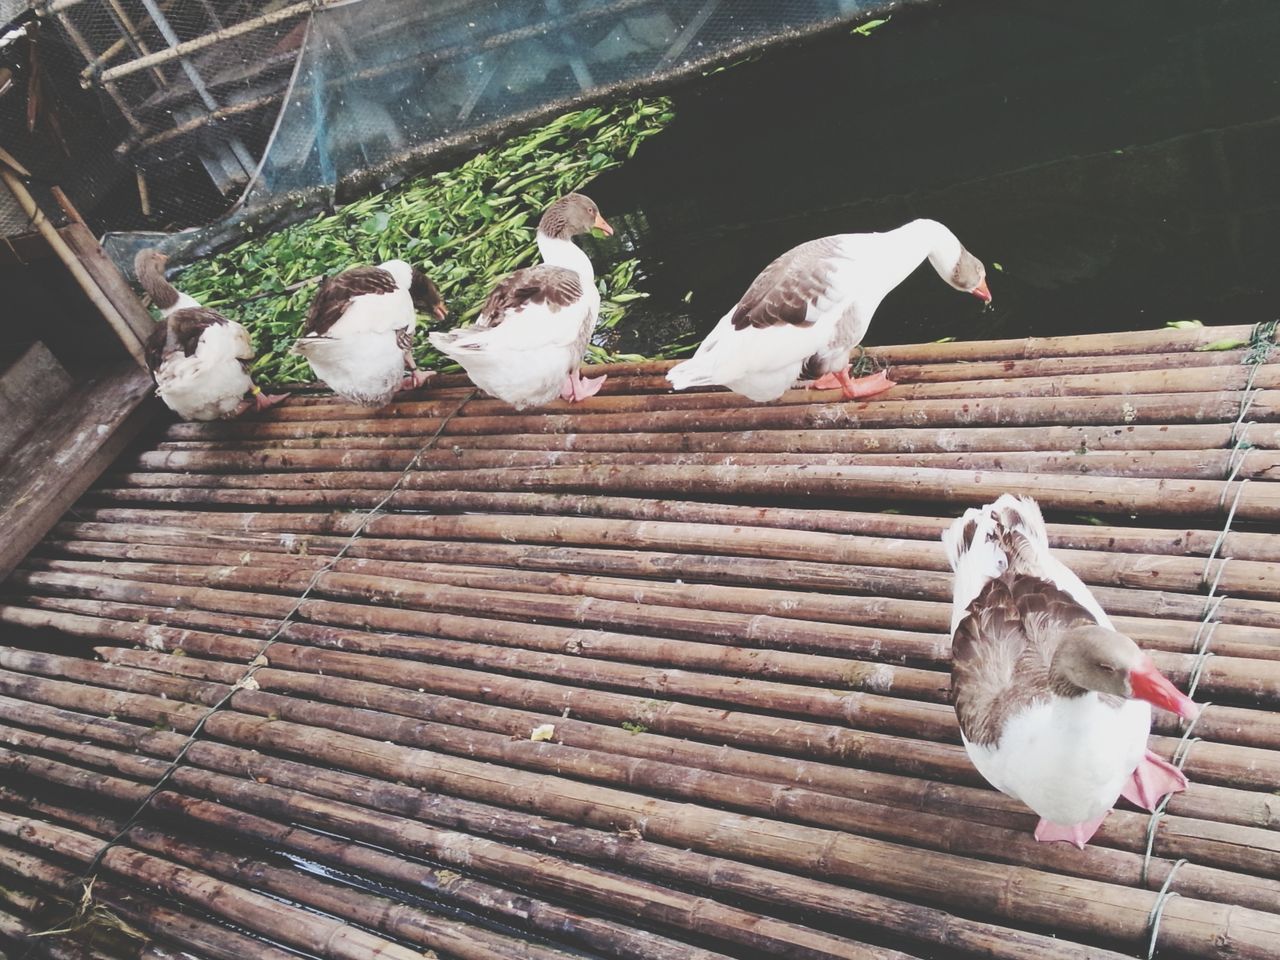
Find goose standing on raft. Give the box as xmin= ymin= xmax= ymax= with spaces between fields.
xmin=667 ymin=218 xmax=991 ymax=403
xmin=134 ymin=248 xmax=286 ymax=421
xmin=292 ymin=260 xmax=447 ymax=407
xmin=429 ymin=193 xmax=613 ymax=409
xmin=944 ymin=494 xmax=1200 ymax=849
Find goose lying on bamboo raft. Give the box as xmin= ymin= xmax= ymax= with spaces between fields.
xmin=944 ymin=494 xmax=1199 ymax=849
xmin=667 ymin=218 xmax=991 ymax=403
xmin=428 ymin=193 xmax=614 ymax=409
xmin=292 ymin=260 xmax=447 ymax=408
xmin=134 ymin=249 xmax=286 ymax=421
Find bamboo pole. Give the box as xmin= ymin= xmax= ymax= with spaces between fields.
xmin=3 ymin=698 xmax=1278 ymax=960
xmin=145 ymin=421 xmax=1256 ymax=454
xmin=15 ymin=560 xmax=1280 ymax=711
xmin=160 ymin=389 xmax=1280 ymax=441
xmin=115 ymin=446 xmax=1280 ymax=482
xmin=30 ymin=541 xmax=1280 ymax=667
xmin=0 ymin=169 xmax=147 ymax=366
xmin=50 ymin=643 xmax=1280 ymax=880
xmin=0 ymin=735 xmax=1130 ymax=960
xmin=42 ymin=515 xmax=1280 ymax=624
xmin=71 ymin=496 xmax=1280 ymax=564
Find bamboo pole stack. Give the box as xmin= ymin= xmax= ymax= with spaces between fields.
xmin=0 ymin=322 xmax=1276 ymax=959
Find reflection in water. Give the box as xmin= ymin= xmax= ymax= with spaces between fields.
xmin=585 ymin=0 xmax=1280 ymax=354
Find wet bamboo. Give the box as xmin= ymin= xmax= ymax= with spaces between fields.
xmin=117 ymin=827 xmax=601 ymax=960
xmin=72 ymin=497 xmax=1280 ymax=564
xmin=32 ymin=541 xmax=1280 ymax=667
xmin=115 ymin=446 xmax=1280 ymax=482
xmin=0 ymin=735 xmax=1127 ymax=960
xmin=0 ymin=812 xmax=427 ymax=960
xmin=0 ymin=844 xmax=306 ymax=960
xmin=161 ymin=388 xmax=1280 ymax=442
xmin=71 ymin=644 xmax=1280 ymax=880
xmin=0 ymin=743 xmax=907 ymax=960
xmin=4 ymin=700 xmax=1277 ymax=959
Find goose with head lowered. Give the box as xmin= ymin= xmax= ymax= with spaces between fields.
xmin=134 ymin=248 xmax=286 ymax=421
xmin=944 ymin=494 xmax=1200 ymax=849
xmin=292 ymin=260 xmax=447 ymax=407
xmin=667 ymin=218 xmax=990 ymax=403
xmin=428 ymin=192 xmax=613 ymax=409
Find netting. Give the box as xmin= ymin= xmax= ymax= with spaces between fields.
xmin=2 ymin=0 xmax=896 ymax=250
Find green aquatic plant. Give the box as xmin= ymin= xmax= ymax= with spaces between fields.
xmin=177 ymin=98 xmax=675 ymax=384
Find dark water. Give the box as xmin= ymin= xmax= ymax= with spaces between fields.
xmin=585 ymin=0 xmax=1280 ymax=355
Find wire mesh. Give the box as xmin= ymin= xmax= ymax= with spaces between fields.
xmin=2 ymin=0 xmax=892 ymax=248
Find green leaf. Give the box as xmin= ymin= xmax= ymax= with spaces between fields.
xmin=851 ymin=16 xmax=890 ymax=37
xmin=1195 ymin=338 xmax=1248 ymax=352
xmin=991 ymin=262 xmax=1003 ymax=272
xmin=1165 ymin=319 xmax=1203 ymax=329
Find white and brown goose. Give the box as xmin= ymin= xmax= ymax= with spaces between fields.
xmin=134 ymin=248 xmax=285 ymax=421
xmin=429 ymin=193 xmax=613 ymax=410
xmin=292 ymin=260 xmax=447 ymax=407
xmin=944 ymin=494 xmax=1199 ymax=849
xmin=668 ymin=218 xmax=991 ymax=403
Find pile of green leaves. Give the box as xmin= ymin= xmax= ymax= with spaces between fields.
xmin=177 ymin=98 xmax=675 ymax=384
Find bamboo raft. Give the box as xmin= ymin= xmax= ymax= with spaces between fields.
xmin=0 ymin=321 xmax=1278 ymax=960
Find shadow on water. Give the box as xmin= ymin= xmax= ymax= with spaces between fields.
xmin=583 ymin=0 xmax=1280 ymax=355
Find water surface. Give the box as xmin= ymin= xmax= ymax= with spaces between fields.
xmin=585 ymin=0 xmax=1280 ymax=354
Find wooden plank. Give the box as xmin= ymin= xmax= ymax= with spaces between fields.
xmin=0 ymin=360 xmax=155 ymax=583
xmin=57 ymin=222 xmax=157 ymax=345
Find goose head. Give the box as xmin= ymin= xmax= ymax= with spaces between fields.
xmin=539 ymin=193 xmax=614 ymax=241
xmin=1052 ymin=625 xmax=1199 ymax=720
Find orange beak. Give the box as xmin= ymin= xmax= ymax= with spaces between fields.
xmin=433 ymin=302 xmax=448 ymax=321
xmin=972 ymin=279 xmax=992 ymax=303
xmin=594 ymin=213 xmax=614 ymax=237
xmin=1129 ymin=656 xmax=1200 ymax=721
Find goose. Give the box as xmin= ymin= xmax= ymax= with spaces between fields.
xmin=667 ymin=218 xmax=991 ymax=403
xmin=429 ymin=193 xmax=613 ymax=410
xmin=134 ymin=248 xmax=285 ymax=421
xmin=944 ymin=494 xmax=1200 ymax=849
xmin=291 ymin=260 xmax=447 ymax=408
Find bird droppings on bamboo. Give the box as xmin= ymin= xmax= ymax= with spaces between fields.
xmin=0 ymin=322 xmax=1277 ymax=959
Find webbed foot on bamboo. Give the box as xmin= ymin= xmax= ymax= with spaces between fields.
xmin=1033 ymin=813 xmax=1108 ymax=850
xmin=400 ymin=369 xmax=434 ymax=392
xmin=561 ymin=370 xmax=607 ymax=402
xmin=1119 ymin=749 xmax=1188 ymax=811
xmin=806 ymin=366 xmax=896 ymax=400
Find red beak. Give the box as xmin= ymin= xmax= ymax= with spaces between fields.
xmin=972 ymin=279 xmax=992 ymax=303
xmin=1129 ymin=657 xmax=1200 ymax=721
xmin=594 ymin=213 xmax=614 ymax=237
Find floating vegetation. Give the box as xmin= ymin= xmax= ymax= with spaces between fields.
xmin=177 ymin=98 xmax=675 ymax=384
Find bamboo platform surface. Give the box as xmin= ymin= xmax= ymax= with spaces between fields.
xmin=1 ymin=321 xmax=1279 ymax=960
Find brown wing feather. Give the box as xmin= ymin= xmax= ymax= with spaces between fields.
xmin=731 ymin=236 xmax=846 ymax=331
xmin=146 ymin=308 xmax=231 ymax=376
xmin=304 ymin=266 xmax=399 ymax=335
xmin=477 ymin=265 xmax=583 ymax=329
xmin=951 ymin=573 xmax=1099 ymax=746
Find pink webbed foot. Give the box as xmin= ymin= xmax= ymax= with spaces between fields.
xmin=560 ymin=370 xmax=607 ymax=403
xmin=1119 ymin=749 xmax=1189 ymax=811
xmin=806 ymin=366 xmax=897 ymax=400
xmin=253 ymin=390 xmax=288 ymax=411
xmin=1034 ymin=812 xmax=1109 ymax=850
xmin=400 ymin=369 xmax=434 ymax=392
